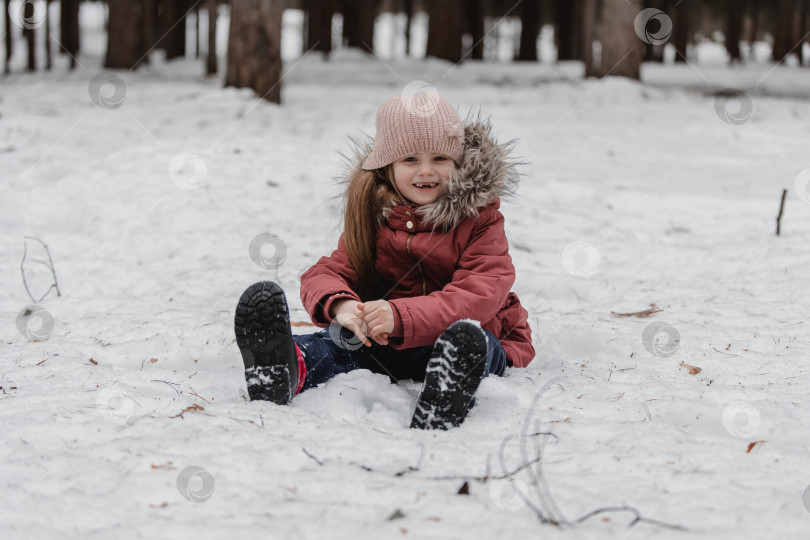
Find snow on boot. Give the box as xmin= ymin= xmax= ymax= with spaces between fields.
xmin=234 ymin=281 xmax=298 ymax=405
xmin=410 ymin=320 xmax=488 ymax=430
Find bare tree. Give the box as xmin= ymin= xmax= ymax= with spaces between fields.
xmin=4 ymin=0 xmax=12 ymax=74
xmin=23 ymin=1 xmax=35 ymax=71
xmin=726 ymin=1 xmax=743 ymax=63
xmin=307 ymin=0 xmax=334 ymax=57
xmin=796 ymin=0 xmax=810 ymax=66
xmin=555 ymin=0 xmax=582 ymax=60
xmin=161 ymin=0 xmax=188 ymax=60
xmin=426 ymin=0 xmax=463 ymax=62
xmin=341 ymin=0 xmax=376 ymax=52
xmin=772 ymin=0 xmax=795 ymax=62
xmin=465 ymin=0 xmax=484 ymax=60
xmin=597 ymin=0 xmax=642 ymax=79
xmin=673 ymin=0 xmax=690 ymax=63
xmin=206 ymin=0 xmax=218 ymax=74
xmin=226 ymin=0 xmax=283 ymax=103
xmin=143 ymin=0 xmax=159 ymax=64
xmin=583 ymin=0 xmax=598 ymax=76
xmin=105 ymin=0 xmax=146 ymax=69
xmin=404 ymin=0 xmax=414 ymax=56
xmin=642 ymin=0 xmax=664 ymax=63
xmin=518 ymin=0 xmax=540 ymax=61
xmin=60 ymin=0 xmax=80 ymax=70
xmin=45 ymin=0 xmax=52 ymax=70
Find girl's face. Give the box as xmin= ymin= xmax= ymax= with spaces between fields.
xmin=391 ymin=152 xmax=457 ymax=206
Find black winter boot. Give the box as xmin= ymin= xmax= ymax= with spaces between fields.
xmin=410 ymin=321 xmax=488 ymax=430
xmin=234 ymin=281 xmax=299 ymax=405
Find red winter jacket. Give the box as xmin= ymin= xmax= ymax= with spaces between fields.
xmin=300 ymin=120 xmax=535 ymax=368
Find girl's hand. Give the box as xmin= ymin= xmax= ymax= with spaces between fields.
xmin=330 ymin=299 xmax=373 ymax=347
xmin=358 ymin=300 xmax=395 ymax=345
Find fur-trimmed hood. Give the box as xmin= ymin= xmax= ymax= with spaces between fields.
xmin=340 ymin=116 xmax=521 ymax=231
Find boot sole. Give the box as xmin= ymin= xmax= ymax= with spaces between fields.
xmin=410 ymin=321 xmax=488 ymax=430
xmin=234 ymin=281 xmax=297 ymax=404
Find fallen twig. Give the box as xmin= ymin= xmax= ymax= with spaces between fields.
xmin=776 ymin=188 xmax=787 ymax=236
xmin=21 ymin=236 xmax=62 ymax=303
xmin=610 ymin=304 xmax=662 ymax=318
xmin=151 ymin=379 xmax=182 ymax=395
xmin=188 ymin=387 xmax=210 ymax=403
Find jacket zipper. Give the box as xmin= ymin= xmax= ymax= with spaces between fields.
xmin=406 ymin=234 xmax=427 ymax=296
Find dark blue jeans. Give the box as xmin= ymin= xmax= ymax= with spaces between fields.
xmin=293 ymin=326 xmax=508 ymax=392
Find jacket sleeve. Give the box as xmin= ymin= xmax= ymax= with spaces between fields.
xmin=387 ymin=207 xmax=515 ymax=349
xmin=299 ymin=234 xmax=361 ymax=327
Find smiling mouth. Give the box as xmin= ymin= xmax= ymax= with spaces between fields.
xmin=414 ymin=183 xmax=438 ymax=190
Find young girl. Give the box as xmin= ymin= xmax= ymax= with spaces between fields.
xmin=234 ymin=91 xmax=534 ymax=430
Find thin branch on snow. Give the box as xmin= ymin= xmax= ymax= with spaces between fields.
xmin=776 ymin=188 xmax=787 ymax=236
xmin=302 ymin=447 xmax=324 ymax=465
xmin=20 ymin=236 xmax=62 ymax=303
xmin=300 ymin=444 xmax=426 ymax=477
xmin=502 ymin=378 xmax=688 ymax=532
xmin=151 ymin=379 xmax=182 ymax=395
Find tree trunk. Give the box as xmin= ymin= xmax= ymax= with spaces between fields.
xmin=60 ymin=0 xmax=80 ymax=69
xmin=206 ymin=0 xmax=218 ymax=74
xmin=772 ymin=0 xmax=795 ymax=62
xmin=748 ymin=0 xmax=759 ymax=49
xmin=162 ymin=0 xmax=187 ymax=60
xmin=226 ymin=0 xmax=283 ymax=104
xmin=307 ymin=0 xmax=334 ymax=57
xmin=341 ymin=0 xmax=375 ymax=51
xmin=641 ymin=0 xmax=664 ymax=63
xmin=726 ymin=2 xmax=743 ymax=63
xmin=23 ymin=1 xmax=36 ymax=71
xmin=555 ymin=0 xmax=581 ymax=60
xmin=426 ymin=0 xmax=463 ymax=62
xmin=404 ymin=0 xmax=413 ymax=56
xmin=4 ymin=0 xmax=12 ymax=74
xmin=597 ymin=0 xmax=642 ymax=79
xmin=466 ymin=0 xmax=484 ymax=60
xmin=195 ymin=2 xmax=201 ymax=58
xmin=45 ymin=0 xmax=52 ymax=70
xmin=583 ymin=0 xmax=598 ymax=76
xmin=796 ymin=0 xmax=810 ymax=66
xmin=141 ymin=0 xmax=158 ymax=64
xmin=105 ymin=0 xmax=144 ymax=69
xmin=518 ymin=0 xmax=539 ymax=61
xmin=673 ymin=0 xmax=690 ymax=62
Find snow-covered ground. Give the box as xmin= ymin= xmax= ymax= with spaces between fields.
xmin=3 ymin=5 xmax=810 ymax=540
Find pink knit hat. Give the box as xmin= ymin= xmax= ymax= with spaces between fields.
xmin=361 ymin=92 xmax=465 ymax=171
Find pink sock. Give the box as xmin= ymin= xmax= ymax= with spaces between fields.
xmin=295 ymin=343 xmax=307 ymax=394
